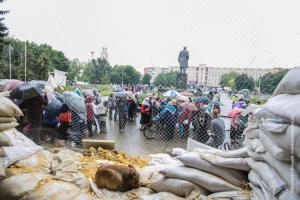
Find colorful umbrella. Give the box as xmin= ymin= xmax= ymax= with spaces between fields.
xmin=180 ymin=101 xmax=197 ymax=112
xmin=4 ymin=80 xmax=24 ymax=91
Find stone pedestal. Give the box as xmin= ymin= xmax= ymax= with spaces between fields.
xmin=176 ymin=73 xmax=187 ymax=90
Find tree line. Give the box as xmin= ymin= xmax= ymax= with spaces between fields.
xmin=220 ymin=69 xmax=288 ymax=94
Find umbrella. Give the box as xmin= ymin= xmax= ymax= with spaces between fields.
xmin=176 ymin=94 xmax=189 ymax=102
xmin=180 ymin=91 xmax=194 ymax=97
xmin=228 ymin=107 xmax=243 ymax=118
xmin=63 ymin=91 xmax=86 ymax=114
xmin=232 ymin=101 xmax=246 ymax=108
xmin=113 ymin=91 xmax=133 ymax=98
xmin=10 ymin=80 xmax=45 ymax=99
xmin=194 ymin=96 xmax=211 ymax=104
xmin=239 ymin=89 xmax=250 ymax=94
xmin=45 ymin=96 xmax=62 ymax=116
xmin=82 ymin=90 xmax=94 ymax=97
xmin=180 ymin=102 xmax=197 ymax=112
xmin=163 ymin=90 xmax=180 ymax=97
xmin=54 ymin=91 xmax=64 ymax=102
xmin=4 ymin=80 xmax=24 ymax=91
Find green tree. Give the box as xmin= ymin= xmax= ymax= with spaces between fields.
xmin=153 ymin=71 xmax=177 ymax=87
xmin=110 ymin=65 xmax=141 ymax=85
xmin=142 ymin=74 xmax=152 ymax=84
xmin=235 ymin=73 xmax=255 ymax=91
xmin=0 ymin=0 xmax=8 ymax=47
xmin=259 ymin=69 xmax=288 ymax=94
xmin=81 ymin=58 xmax=112 ymax=84
xmin=0 ymin=38 xmax=70 ymax=80
xmin=67 ymin=59 xmax=86 ymax=82
xmin=220 ymin=72 xmax=238 ymax=88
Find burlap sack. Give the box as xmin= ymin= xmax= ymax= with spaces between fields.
xmin=160 ymin=166 xmax=242 ymax=192
xmin=273 ymin=67 xmax=300 ymax=96
xmin=178 ymin=152 xmax=247 ymax=188
xmin=0 ymin=121 xmax=19 ymax=131
xmin=0 ymin=97 xmax=23 ymax=117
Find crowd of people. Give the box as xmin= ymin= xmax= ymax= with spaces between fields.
xmin=13 ymin=85 xmax=249 ymax=149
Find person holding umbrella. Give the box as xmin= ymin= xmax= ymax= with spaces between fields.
xmin=23 ymin=91 xmax=48 ymax=144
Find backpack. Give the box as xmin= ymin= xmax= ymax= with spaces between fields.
xmin=58 ymin=111 xmax=72 ymax=123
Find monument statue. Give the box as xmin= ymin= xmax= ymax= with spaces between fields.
xmin=178 ymin=46 xmax=189 ymax=74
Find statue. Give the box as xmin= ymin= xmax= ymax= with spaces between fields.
xmin=178 ymin=46 xmax=189 ymax=74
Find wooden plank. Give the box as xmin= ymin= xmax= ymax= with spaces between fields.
xmin=82 ymin=139 xmax=115 ymax=150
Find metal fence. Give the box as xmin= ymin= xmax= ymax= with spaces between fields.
xmin=0 ymin=62 xmax=285 ymax=156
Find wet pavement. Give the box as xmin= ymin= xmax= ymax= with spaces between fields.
xmin=91 ymin=92 xmax=233 ymax=156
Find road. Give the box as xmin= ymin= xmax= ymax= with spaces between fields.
xmin=92 ymin=92 xmax=233 ymax=156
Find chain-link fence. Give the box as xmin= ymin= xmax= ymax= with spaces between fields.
xmin=0 ymin=58 xmax=289 ymax=155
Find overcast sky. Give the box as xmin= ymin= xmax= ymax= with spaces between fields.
xmin=3 ymin=0 xmax=300 ymax=73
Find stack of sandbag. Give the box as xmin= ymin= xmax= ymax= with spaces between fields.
xmin=139 ymin=139 xmax=252 ymax=199
xmin=243 ymin=67 xmax=300 ymax=200
xmin=0 ymin=96 xmax=44 ymax=179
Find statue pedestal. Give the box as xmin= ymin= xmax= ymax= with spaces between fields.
xmin=176 ymin=73 xmax=187 ymax=90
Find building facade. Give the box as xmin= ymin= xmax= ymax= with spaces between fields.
xmin=144 ymin=67 xmax=169 ymax=83
xmin=198 ymin=66 xmax=283 ymax=87
xmin=145 ymin=65 xmax=284 ymax=87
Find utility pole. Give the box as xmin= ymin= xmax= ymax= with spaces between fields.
xmin=24 ymin=41 xmax=27 ymax=82
xmin=8 ymin=44 xmax=12 ymax=79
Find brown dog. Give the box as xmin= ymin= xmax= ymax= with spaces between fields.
xmin=95 ymin=164 xmax=140 ymax=192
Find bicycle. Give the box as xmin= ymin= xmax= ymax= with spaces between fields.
xmin=143 ymin=121 xmax=161 ymax=139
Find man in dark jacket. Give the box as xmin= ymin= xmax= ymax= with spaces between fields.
xmin=24 ymin=92 xmax=48 ymax=144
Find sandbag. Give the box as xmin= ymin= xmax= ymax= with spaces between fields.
xmin=1 ymin=130 xmax=42 ymax=168
xmin=149 ymin=172 xmax=207 ymax=197
xmin=248 ymin=138 xmax=266 ymax=154
xmin=0 ymin=121 xmax=19 ymax=131
xmin=246 ymin=158 xmax=286 ymax=196
xmin=54 ymin=171 xmax=89 ymax=190
xmin=0 ymin=172 xmax=51 ymax=200
xmin=195 ymin=146 xmax=248 ymax=158
xmin=72 ymin=193 xmax=98 ymax=200
xmin=263 ymin=94 xmax=300 ymax=125
xmin=208 ymin=191 xmax=252 ymax=200
xmin=244 ymin=125 xmax=260 ymax=139
xmin=200 ymin=153 xmax=250 ymax=171
xmin=14 ymin=150 xmax=52 ymax=174
xmin=0 ymin=97 xmax=23 ymax=117
xmin=160 ymin=166 xmax=242 ymax=192
xmin=278 ymin=189 xmax=300 ymax=200
xmin=186 ymin=138 xmax=214 ymax=152
xmin=0 ymin=117 xmax=16 ymax=123
xmin=249 ymin=183 xmax=268 ymax=200
xmin=22 ymin=181 xmax=81 ymax=200
xmin=273 ymin=67 xmax=299 ymax=96
xmin=140 ymin=192 xmax=185 ymax=200
xmin=0 ymin=147 xmax=5 ymax=157
xmin=259 ymin=132 xmax=291 ymax=161
xmin=178 ymin=152 xmax=247 ymax=187
xmin=0 ymin=158 xmax=5 ymax=179
xmin=171 ymin=148 xmax=186 ymax=157
xmin=248 ymin=170 xmax=277 ymax=200
xmin=0 ymin=132 xmax=12 ymax=146
xmin=260 ymin=119 xmax=300 ymax=158
xmin=262 ymin=151 xmax=300 ymax=195
xmin=149 ymin=153 xmax=182 ymax=166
